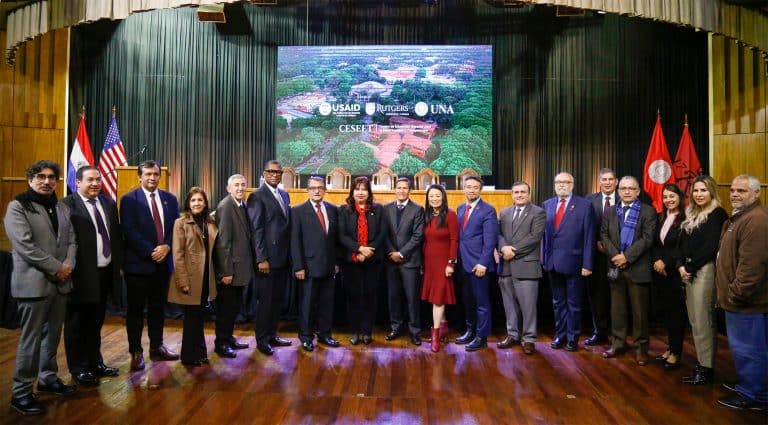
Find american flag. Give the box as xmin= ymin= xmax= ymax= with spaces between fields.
xmin=98 ymin=116 xmax=128 ymax=200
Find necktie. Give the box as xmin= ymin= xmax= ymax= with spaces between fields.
xmin=512 ymin=207 xmax=521 ymax=223
xmin=316 ymin=203 xmax=326 ymax=234
xmin=87 ymin=199 xmax=111 ymax=257
xmin=150 ymin=192 xmax=164 ymax=244
xmin=396 ymin=203 xmax=405 ymax=227
xmin=603 ymin=196 xmax=611 ymax=215
xmin=555 ymin=198 xmax=566 ymax=230
xmin=275 ymin=189 xmax=287 ymax=215
xmin=462 ymin=204 xmax=472 ymax=231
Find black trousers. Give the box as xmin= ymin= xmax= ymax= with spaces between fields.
xmin=255 ymin=267 xmax=288 ymax=345
xmin=297 ymin=275 xmax=335 ymax=343
xmin=182 ymin=277 xmax=210 ymax=362
xmin=587 ymin=253 xmax=611 ymax=336
xmin=215 ymin=284 xmax=243 ymax=348
xmin=344 ymin=261 xmax=383 ymax=336
xmin=457 ymin=269 xmax=477 ymax=332
xmin=64 ymin=267 xmax=111 ymax=374
xmin=386 ymin=264 xmax=422 ymax=335
xmin=656 ymin=271 xmax=687 ymax=355
xmin=125 ymin=270 xmax=169 ymax=354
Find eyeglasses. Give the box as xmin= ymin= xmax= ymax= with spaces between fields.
xmin=307 ymin=186 xmax=325 ymax=192
xmin=34 ymin=174 xmax=57 ymax=181
xmin=619 ymin=186 xmax=639 ymax=191
xmin=264 ymin=170 xmax=283 ymax=175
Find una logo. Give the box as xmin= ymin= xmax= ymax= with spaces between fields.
xmin=318 ymin=102 xmax=332 ymax=116
xmin=365 ymin=103 xmax=376 ymax=116
xmin=414 ymin=102 xmax=428 ymax=117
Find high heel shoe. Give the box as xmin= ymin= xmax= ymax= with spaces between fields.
xmin=439 ymin=320 xmax=449 ymax=343
xmin=654 ymin=350 xmax=671 ymax=363
xmin=430 ymin=328 xmax=441 ymax=353
xmin=350 ymin=334 xmax=361 ymax=345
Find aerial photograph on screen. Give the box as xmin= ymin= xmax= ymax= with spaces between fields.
xmin=276 ymin=45 xmax=493 ymax=177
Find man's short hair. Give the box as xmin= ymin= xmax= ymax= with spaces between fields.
xmin=26 ymin=160 xmax=61 ymax=180
xmin=395 ymin=177 xmax=412 ymax=188
xmin=308 ymin=176 xmax=325 ymax=186
xmin=76 ymin=165 xmax=99 ymax=181
xmin=511 ymin=181 xmax=530 ymax=192
xmin=227 ymin=174 xmax=246 ymax=186
xmin=137 ymin=160 xmax=161 ymax=176
xmin=733 ymin=174 xmax=761 ymax=191
xmin=463 ymin=175 xmax=483 ymax=186
xmin=264 ymin=159 xmax=282 ymax=170
xmin=598 ymin=168 xmax=616 ymax=179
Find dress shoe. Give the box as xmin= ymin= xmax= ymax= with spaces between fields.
xmin=455 ymin=330 xmax=476 ymax=345
xmin=149 ymin=345 xmax=180 ymax=361
xmin=550 ymin=337 xmax=566 ymax=349
xmin=91 ymin=363 xmax=119 ymax=377
xmin=350 ymin=335 xmax=361 ymax=345
xmin=130 ymin=352 xmax=145 ymax=371
xmin=229 ymin=339 xmax=249 ymax=350
xmin=385 ymin=329 xmax=402 ymax=341
xmin=565 ymin=341 xmax=578 ymax=352
xmin=410 ymin=333 xmax=422 ymax=346
xmin=430 ymin=328 xmax=441 ymax=353
xmin=654 ymin=354 xmax=670 ymax=363
xmin=636 ymin=352 xmax=649 ymax=366
xmin=37 ymin=378 xmax=76 ymax=396
xmin=215 ymin=345 xmax=236 ymax=358
xmin=722 ymin=382 xmax=738 ymax=393
xmin=523 ymin=342 xmax=536 ymax=355
xmin=717 ymin=395 xmax=767 ymax=411
xmin=301 ymin=341 xmax=314 ymax=352
xmin=73 ymin=371 xmax=100 ymax=387
xmin=362 ymin=335 xmax=373 ymax=345
xmin=682 ymin=365 xmax=713 ymax=385
xmin=663 ymin=354 xmax=680 ymax=370
xmin=257 ymin=343 xmax=274 ymax=356
xmin=602 ymin=346 xmax=627 ymax=358
xmin=11 ymin=394 xmax=45 ymax=416
xmin=465 ymin=337 xmax=488 ymax=352
xmin=584 ymin=333 xmax=607 ymax=346
xmin=317 ymin=336 xmax=340 ymax=347
xmin=270 ymin=336 xmax=292 ymax=347
xmin=200 ymin=357 xmax=210 ymax=364
xmin=497 ymin=335 xmax=520 ymax=349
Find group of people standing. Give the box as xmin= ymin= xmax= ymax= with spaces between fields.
xmin=4 ymin=158 xmax=767 ymax=416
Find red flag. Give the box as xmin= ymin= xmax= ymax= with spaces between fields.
xmin=673 ymin=121 xmax=702 ymax=201
xmin=643 ymin=115 xmax=674 ymax=212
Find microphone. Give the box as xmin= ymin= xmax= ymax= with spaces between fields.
xmin=104 ymin=144 xmax=148 ymax=177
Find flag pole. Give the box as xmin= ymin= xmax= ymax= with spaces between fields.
xmin=112 ymin=105 xmax=117 ymax=118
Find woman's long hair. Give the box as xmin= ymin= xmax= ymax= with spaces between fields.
xmin=424 ymin=184 xmax=448 ymax=228
xmin=681 ymin=175 xmax=720 ymax=234
xmin=183 ymin=186 xmax=210 ymax=218
xmin=345 ymin=176 xmax=373 ymax=210
xmin=660 ymin=183 xmax=686 ymax=227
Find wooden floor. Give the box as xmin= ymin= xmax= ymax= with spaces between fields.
xmin=0 ymin=317 xmax=764 ymax=425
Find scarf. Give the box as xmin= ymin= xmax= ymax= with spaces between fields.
xmin=617 ymin=201 xmax=641 ymax=252
xmin=16 ymin=188 xmax=59 ymax=235
xmin=355 ymin=204 xmax=368 ymax=263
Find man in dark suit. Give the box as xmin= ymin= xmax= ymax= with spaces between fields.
xmin=600 ymin=176 xmax=657 ymax=365
xmin=62 ymin=166 xmax=121 ymax=386
xmin=212 ymin=174 xmax=252 ymax=358
xmin=456 ymin=176 xmax=498 ymax=351
xmin=120 ymin=160 xmax=180 ymax=370
xmin=584 ymin=167 xmax=619 ymax=346
xmin=497 ymin=181 xmax=546 ymax=355
xmin=290 ymin=176 xmax=341 ymax=352
xmin=247 ymin=160 xmax=292 ymax=355
xmin=384 ymin=177 xmax=425 ymax=346
xmin=542 ymin=172 xmax=596 ymax=352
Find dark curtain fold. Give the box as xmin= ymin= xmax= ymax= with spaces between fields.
xmin=69 ymin=1 xmax=708 ymax=205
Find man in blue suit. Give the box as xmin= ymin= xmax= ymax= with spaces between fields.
xmin=120 ymin=160 xmax=180 ymax=370
xmin=542 ymin=172 xmax=596 ymax=352
xmin=456 ymin=176 xmax=498 ymax=351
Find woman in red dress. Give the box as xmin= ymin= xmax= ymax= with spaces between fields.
xmin=420 ymin=184 xmax=459 ymax=352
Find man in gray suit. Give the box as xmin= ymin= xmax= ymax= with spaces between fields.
xmin=600 ymin=176 xmax=657 ymax=366
xmin=213 ymin=174 xmax=253 ymax=358
xmin=5 ymin=160 xmax=77 ymax=415
xmin=497 ymin=181 xmax=546 ymax=355
xmin=384 ymin=177 xmax=425 ymax=345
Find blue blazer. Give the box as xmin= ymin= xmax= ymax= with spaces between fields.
xmin=457 ymin=199 xmax=498 ymax=274
xmin=120 ymin=188 xmax=179 ymax=275
xmin=542 ymin=195 xmax=596 ymax=275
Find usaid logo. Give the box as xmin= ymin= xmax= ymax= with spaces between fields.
xmin=365 ymin=103 xmax=376 ymax=116
xmin=318 ymin=102 xmax=332 ymax=116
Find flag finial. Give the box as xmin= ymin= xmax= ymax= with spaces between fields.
xmin=684 ymin=113 xmax=688 ymax=126
xmin=80 ymin=105 xmax=85 ymax=118
xmin=656 ymin=109 xmax=660 ymax=118
xmin=112 ymin=105 xmax=117 ymax=117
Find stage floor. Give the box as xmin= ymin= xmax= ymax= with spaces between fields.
xmin=0 ymin=317 xmax=763 ymax=424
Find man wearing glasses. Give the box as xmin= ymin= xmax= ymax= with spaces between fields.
xmin=290 ymin=176 xmax=341 ymax=352
xmin=5 ymin=160 xmax=77 ymax=415
xmin=247 ymin=160 xmax=292 ymax=355
xmin=599 ymin=176 xmax=656 ymax=365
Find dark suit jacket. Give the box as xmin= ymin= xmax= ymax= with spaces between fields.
xmin=338 ymin=203 xmax=387 ymax=263
xmin=457 ymin=199 xmax=498 ymax=274
xmin=542 ymin=195 xmax=596 ymax=275
xmin=497 ymin=203 xmax=546 ymax=279
xmin=213 ymin=195 xmax=254 ymax=286
xmin=120 ymin=188 xmax=179 ymax=275
xmin=62 ymin=193 xmax=123 ymax=304
xmin=384 ymin=200 xmax=424 ymax=269
xmin=247 ymin=184 xmax=291 ymax=268
xmin=586 ymin=191 xmax=620 ymax=243
xmin=600 ymin=201 xmax=657 ymax=283
xmin=290 ymin=200 xmax=338 ymax=278
xmin=651 ymin=212 xmax=683 ymax=275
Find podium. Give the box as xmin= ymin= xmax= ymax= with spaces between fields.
xmin=114 ymin=166 xmax=170 ymax=208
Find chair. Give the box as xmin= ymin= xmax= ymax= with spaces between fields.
xmin=455 ymin=168 xmax=480 ymax=188
xmin=281 ymin=167 xmax=300 ymax=189
xmin=325 ymin=167 xmax=351 ymax=190
xmin=372 ymin=167 xmax=398 ymax=190
xmin=413 ymin=168 xmax=439 ymax=190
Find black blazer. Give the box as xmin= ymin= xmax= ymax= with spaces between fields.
xmin=677 ymin=207 xmax=729 ymax=274
xmin=247 ymin=184 xmax=291 ymax=268
xmin=384 ymin=200 xmax=424 ymax=269
xmin=63 ymin=193 xmax=123 ymax=304
xmin=338 ymin=203 xmax=387 ymax=263
xmin=651 ymin=212 xmax=683 ymax=275
xmin=290 ymin=200 xmax=338 ymax=278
